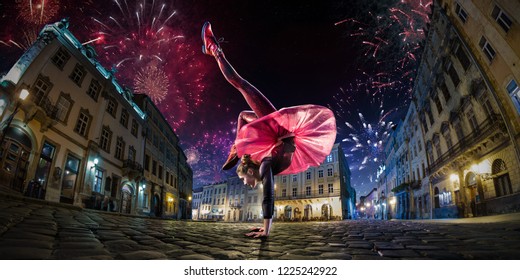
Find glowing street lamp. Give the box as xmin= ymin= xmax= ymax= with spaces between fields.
xmin=0 ymin=89 xmax=30 ymax=149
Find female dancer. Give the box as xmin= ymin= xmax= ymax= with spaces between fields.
xmin=202 ymin=22 xmax=336 ymax=238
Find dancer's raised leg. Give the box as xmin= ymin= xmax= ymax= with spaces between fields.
xmin=202 ymin=22 xmax=276 ymax=118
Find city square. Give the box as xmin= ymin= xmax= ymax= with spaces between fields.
xmin=0 ymin=0 xmax=519 ymax=264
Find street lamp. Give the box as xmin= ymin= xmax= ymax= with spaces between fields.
xmin=0 ymin=89 xmax=29 ymax=152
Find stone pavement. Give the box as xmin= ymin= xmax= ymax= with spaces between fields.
xmin=1 ymin=194 xmax=520 ymax=260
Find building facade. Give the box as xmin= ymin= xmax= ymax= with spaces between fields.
xmin=0 ymin=19 xmax=192 ymax=218
xmin=379 ymin=0 xmax=520 ymax=219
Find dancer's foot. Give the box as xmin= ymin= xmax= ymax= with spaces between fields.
xmin=201 ymin=21 xmax=222 ymax=57
xmin=222 ymin=144 xmax=239 ymax=170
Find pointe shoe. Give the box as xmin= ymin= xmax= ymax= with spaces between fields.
xmin=222 ymin=144 xmax=239 ymax=170
xmin=201 ymin=21 xmax=222 ymax=57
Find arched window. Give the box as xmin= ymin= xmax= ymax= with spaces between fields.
xmin=492 ymin=159 xmax=512 ymax=197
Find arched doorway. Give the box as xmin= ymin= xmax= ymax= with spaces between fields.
xmin=304 ymin=204 xmax=312 ymax=220
xmin=321 ymin=204 xmax=332 ymax=220
xmin=0 ymin=126 xmax=32 ymax=192
xmin=284 ymin=205 xmax=292 ymax=220
xmin=120 ymin=184 xmax=134 ymax=214
xmin=293 ymin=207 xmax=301 ymax=220
xmin=492 ymin=159 xmax=512 ymax=197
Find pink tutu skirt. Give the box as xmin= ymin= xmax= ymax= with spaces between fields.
xmin=235 ymin=104 xmax=337 ymax=175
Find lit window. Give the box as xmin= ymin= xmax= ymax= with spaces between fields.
xmin=93 ymin=169 xmax=104 ymax=193
xmin=56 ymin=94 xmax=72 ymax=123
xmin=326 ymin=154 xmax=333 ymax=162
xmin=491 ymin=5 xmax=512 ymax=33
xmin=479 ymin=37 xmax=496 ymax=62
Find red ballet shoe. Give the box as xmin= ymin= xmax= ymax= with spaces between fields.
xmin=201 ymin=21 xmax=222 ymax=57
xmin=222 ymin=144 xmax=239 ymax=170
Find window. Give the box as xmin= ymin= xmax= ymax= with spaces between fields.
xmin=292 ymin=175 xmax=297 ymax=182
xmin=454 ymin=121 xmax=464 ymax=142
xmin=131 ymin=119 xmax=139 ymax=137
xmin=51 ymin=48 xmax=70 ymax=69
xmin=106 ymin=98 xmax=117 ymax=117
xmin=253 ymin=196 xmax=258 ymax=203
xmin=467 ymin=108 xmax=478 ymax=132
xmin=93 ymin=169 xmax=104 ymax=193
xmin=69 ymin=64 xmax=86 ymax=86
xmin=492 ymin=159 xmax=512 ymax=197
xmin=86 ymin=79 xmax=101 ymax=101
xmin=152 ymin=160 xmax=157 ymax=175
xmin=440 ymin=83 xmax=451 ymax=103
xmin=506 ymin=79 xmax=520 ymax=114
xmin=159 ymin=165 xmax=163 ymax=179
xmin=455 ymin=45 xmax=471 ymax=71
xmin=327 ymin=168 xmax=333 ymax=177
xmin=74 ymin=109 xmax=91 ymax=137
xmin=492 ymin=5 xmax=512 ymax=33
xmin=282 ymin=176 xmax=287 ymax=183
xmin=326 ymin=154 xmax=333 ymax=162
xmin=447 ymin=64 xmax=460 ymax=87
xmin=115 ymin=137 xmax=125 ymax=160
xmin=33 ymin=76 xmax=52 ymax=105
xmin=455 ymin=3 xmax=468 ymax=23
xmin=166 ymin=171 xmax=170 ymax=184
xmin=99 ymin=126 xmax=112 ymax=152
xmin=434 ymin=96 xmax=443 ymax=115
xmin=479 ymin=37 xmax=496 ymax=62
xmin=433 ymin=137 xmax=442 ymax=159
xmin=145 ymin=154 xmax=150 ymax=171
xmin=282 ymin=189 xmax=286 ymax=197
xmin=443 ymin=130 xmax=453 ymax=150
xmin=120 ymin=109 xmax=129 ymax=127
xmin=318 ymin=184 xmax=324 ymax=195
xmin=56 ymin=93 xmax=73 ymax=123
xmin=427 ymin=108 xmax=434 ymax=127
xmin=318 ymin=170 xmax=324 ymax=178
xmin=306 ymin=172 xmax=311 ymax=180
xmin=306 ymin=186 xmax=311 ymax=196
xmin=328 ymin=183 xmax=334 ymax=193
xmin=292 ymin=188 xmax=297 ymax=197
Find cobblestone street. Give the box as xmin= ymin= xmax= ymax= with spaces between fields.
xmin=1 ymin=194 xmax=520 ymax=260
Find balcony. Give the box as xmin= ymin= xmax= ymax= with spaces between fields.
xmin=23 ymin=94 xmax=60 ymax=132
xmin=275 ymin=189 xmax=341 ymax=201
xmin=122 ymin=159 xmax=143 ymax=181
xmin=428 ymin=114 xmax=506 ymax=174
xmin=228 ymin=202 xmax=243 ymax=209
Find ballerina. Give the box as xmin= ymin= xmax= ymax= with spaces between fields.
xmin=202 ymin=22 xmax=336 ymax=238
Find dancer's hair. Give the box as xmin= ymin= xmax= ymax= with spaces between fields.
xmin=236 ymin=154 xmax=260 ymax=176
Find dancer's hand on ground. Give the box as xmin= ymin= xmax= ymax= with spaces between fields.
xmin=245 ymin=227 xmax=267 ymax=238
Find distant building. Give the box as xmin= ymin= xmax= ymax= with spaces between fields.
xmin=273 ymin=143 xmax=355 ymax=221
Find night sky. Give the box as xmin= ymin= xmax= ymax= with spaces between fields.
xmin=0 ymin=0 xmax=432 ymax=199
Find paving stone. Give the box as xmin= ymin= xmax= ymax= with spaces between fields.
xmin=377 ymin=250 xmax=420 ymax=258
xmin=374 ymin=242 xmax=405 ymax=250
xmin=0 ymin=238 xmax=54 ymax=249
xmin=179 ymin=254 xmax=215 ymax=260
xmin=118 ymin=250 xmax=168 ymax=260
xmin=52 ymin=248 xmax=111 ymax=259
xmin=0 ymin=247 xmax=52 ymax=259
xmin=319 ymin=252 xmax=353 ymax=259
xmin=209 ymin=249 xmax=246 ymax=260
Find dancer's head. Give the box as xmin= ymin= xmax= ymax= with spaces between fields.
xmin=236 ymin=154 xmax=260 ymax=187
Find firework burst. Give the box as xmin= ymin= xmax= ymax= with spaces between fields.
xmin=134 ymin=61 xmax=169 ymax=104
xmin=16 ymin=0 xmax=60 ymax=25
